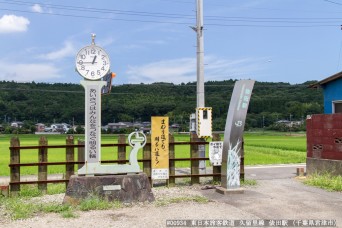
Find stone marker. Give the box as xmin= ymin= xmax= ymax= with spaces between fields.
xmin=63 ymin=173 xmax=154 ymax=204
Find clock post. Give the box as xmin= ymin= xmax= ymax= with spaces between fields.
xmin=78 ymin=80 xmax=106 ymax=175
xmin=64 ymin=34 xmax=154 ymax=204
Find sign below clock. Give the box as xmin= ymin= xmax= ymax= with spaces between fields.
xmin=75 ymin=34 xmax=110 ymax=80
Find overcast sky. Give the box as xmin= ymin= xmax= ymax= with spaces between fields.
xmin=1 ymin=0 xmax=342 ymax=85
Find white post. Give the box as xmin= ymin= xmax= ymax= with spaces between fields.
xmin=78 ymin=80 xmax=106 ymax=175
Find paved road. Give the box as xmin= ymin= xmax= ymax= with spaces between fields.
xmin=201 ymin=164 xmax=342 ymax=227
xmin=245 ymin=163 xmax=306 ymax=180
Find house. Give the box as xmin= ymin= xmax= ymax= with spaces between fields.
xmin=309 ymin=71 xmax=342 ymax=114
xmin=49 ymin=123 xmax=71 ymax=133
xmin=307 ymin=72 xmax=342 ymax=175
xmin=275 ymin=120 xmax=303 ymax=127
xmin=170 ymin=123 xmax=180 ymax=133
xmin=107 ymin=122 xmax=129 ymax=130
xmin=142 ymin=122 xmax=151 ymax=127
xmin=35 ymin=123 xmax=45 ymax=132
xmin=10 ymin=121 xmax=24 ymax=128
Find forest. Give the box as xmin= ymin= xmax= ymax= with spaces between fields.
xmin=0 ymin=80 xmax=323 ymax=131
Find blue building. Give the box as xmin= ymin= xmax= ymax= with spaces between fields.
xmin=310 ymin=72 xmax=342 ymax=114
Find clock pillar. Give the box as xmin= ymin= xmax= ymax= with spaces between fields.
xmin=78 ymin=80 xmax=106 ymax=175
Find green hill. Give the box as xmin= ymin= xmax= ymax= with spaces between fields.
xmin=0 ymin=80 xmax=323 ymax=131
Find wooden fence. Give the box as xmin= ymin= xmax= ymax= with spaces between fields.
xmin=8 ymin=133 xmax=234 ymax=196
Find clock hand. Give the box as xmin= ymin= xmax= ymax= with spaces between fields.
xmin=92 ymin=55 xmax=97 ymax=64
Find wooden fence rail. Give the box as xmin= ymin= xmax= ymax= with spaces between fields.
xmin=7 ymin=133 xmax=227 ymax=196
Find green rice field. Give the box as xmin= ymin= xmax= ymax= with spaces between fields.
xmin=0 ymin=132 xmax=306 ymax=176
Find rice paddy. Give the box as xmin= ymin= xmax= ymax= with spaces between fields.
xmin=0 ymin=132 xmax=306 ymax=176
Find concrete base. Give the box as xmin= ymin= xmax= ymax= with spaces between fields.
xmin=215 ymin=186 xmax=244 ymax=195
xmin=306 ymin=157 xmax=342 ymax=176
xmin=63 ymin=173 xmax=154 ymax=204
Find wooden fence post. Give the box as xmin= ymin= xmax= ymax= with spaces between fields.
xmin=169 ymin=134 xmax=175 ymax=186
xmin=38 ymin=136 xmax=48 ymax=193
xmin=65 ymin=135 xmax=74 ymax=187
xmin=143 ymin=135 xmax=151 ymax=183
xmin=77 ymin=139 xmax=85 ymax=171
xmin=10 ymin=137 xmax=20 ymax=196
xmin=212 ymin=133 xmax=221 ymax=183
xmin=191 ymin=133 xmax=200 ymax=185
xmin=118 ymin=134 xmax=126 ymax=164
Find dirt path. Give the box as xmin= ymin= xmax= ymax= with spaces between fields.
xmin=1 ymin=177 xmax=341 ymax=228
xmin=1 ymin=165 xmax=341 ymax=228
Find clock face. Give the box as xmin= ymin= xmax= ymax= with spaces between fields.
xmin=75 ymin=45 xmax=110 ymax=80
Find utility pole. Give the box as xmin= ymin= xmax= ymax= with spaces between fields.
xmin=196 ymin=0 xmax=205 ymax=108
xmin=191 ymin=0 xmax=206 ymax=174
xmin=289 ymin=114 xmax=292 ymax=136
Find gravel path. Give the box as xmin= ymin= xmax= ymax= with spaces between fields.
xmin=1 ymin=165 xmax=341 ymax=228
xmin=0 ymin=185 xmax=258 ymax=228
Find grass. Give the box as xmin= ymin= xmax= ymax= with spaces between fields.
xmin=304 ymin=172 xmax=342 ymax=192
xmin=0 ymin=134 xmax=127 ymax=176
xmin=241 ymin=179 xmax=257 ymax=186
xmin=0 ymin=132 xmax=307 ymax=176
xmin=78 ymin=196 xmax=122 ymax=211
xmin=1 ymin=190 xmax=208 ymax=221
xmin=0 ymin=193 xmax=123 ymax=221
xmin=155 ymin=195 xmax=209 ymax=207
xmin=244 ymin=146 xmax=306 ymax=165
xmin=18 ymin=184 xmax=66 ymax=197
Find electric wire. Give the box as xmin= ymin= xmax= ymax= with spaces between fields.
xmin=323 ymin=0 xmax=342 ymax=6
xmin=0 ymin=0 xmax=196 ymax=19
xmin=0 ymin=7 xmax=193 ymax=25
xmin=0 ymin=0 xmax=342 ymax=27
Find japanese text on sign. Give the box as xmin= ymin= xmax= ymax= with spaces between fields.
xmin=237 ymin=86 xmax=252 ymax=111
xmin=209 ymin=141 xmax=223 ymax=166
xmin=88 ymin=88 xmax=97 ymax=160
xmin=151 ymin=116 xmax=169 ymax=180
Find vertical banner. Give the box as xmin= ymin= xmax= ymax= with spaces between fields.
xmin=221 ymin=80 xmax=255 ymax=189
xmin=151 ymin=116 xmax=169 ymax=180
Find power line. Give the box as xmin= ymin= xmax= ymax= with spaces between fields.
xmin=1 ymin=7 xmax=340 ymax=28
xmin=323 ymin=0 xmax=342 ymax=6
xmin=205 ymin=23 xmax=338 ymax=28
xmin=1 ymin=0 xmax=342 ymax=27
xmin=0 ymin=0 xmax=196 ymax=19
xmin=0 ymin=7 xmax=193 ymax=25
xmin=5 ymin=0 xmax=342 ymax=21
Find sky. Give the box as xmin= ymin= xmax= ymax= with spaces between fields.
xmin=1 ymin=0 xmax=342 ymax=85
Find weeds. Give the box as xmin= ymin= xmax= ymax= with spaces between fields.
xmin=3 ymin=198 xmax=39 ymax=220
xmin=241 ymin=179 xmax=257 ymax=186
xmin=0 ymin=194 xmax=123 ymax=221
xmin=13 ymin=184 xmax=66 ymax=198
xmin=304 ymin=172 xmax=342 ymax=192
xmin=155 ymin=195 xmax=209 ymax=207
xmin=78 ymin=196 xmax=122 ymax=211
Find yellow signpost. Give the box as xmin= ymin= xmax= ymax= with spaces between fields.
xmin=151 ymin=116 xmax=169 ymax=180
